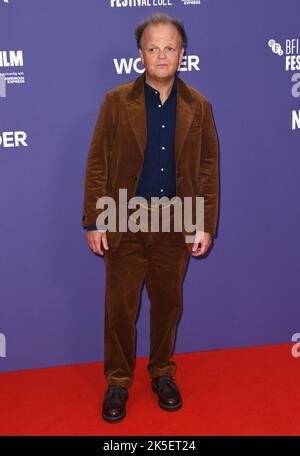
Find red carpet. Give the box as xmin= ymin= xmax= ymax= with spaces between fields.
xmin=0 ymin=343 xmax=298 ymax=436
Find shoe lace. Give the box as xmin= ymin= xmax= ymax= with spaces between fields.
xmin=106 ymin=386 xmax=127 ymax=401
xmin=157 ymin=376 xmax=178 ymax=393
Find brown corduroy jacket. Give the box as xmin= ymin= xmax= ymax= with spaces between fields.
xmin=81 ymin=72 xmax=219 ymax=254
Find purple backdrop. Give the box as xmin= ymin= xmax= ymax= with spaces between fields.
xmin=1 ymin=0 xmax=299 ymax=372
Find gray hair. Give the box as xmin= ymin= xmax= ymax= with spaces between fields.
xmin=134 ymin=12 xmax=188 ymax=50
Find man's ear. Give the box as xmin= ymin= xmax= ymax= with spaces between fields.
xmin=138 ymin=48 xmax=144 ymax=65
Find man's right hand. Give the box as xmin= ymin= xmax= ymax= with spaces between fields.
xmin=86 ymin=230 xmax=109 ymax=256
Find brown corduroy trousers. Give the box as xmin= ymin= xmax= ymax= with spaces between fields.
xmin=102 ymin=204 xmax=190 ymax=388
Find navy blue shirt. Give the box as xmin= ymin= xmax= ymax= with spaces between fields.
xmin=134 ymin=72 xmax=177 ymax=199
xmin=85 ymin=73 xmax=177 ymax=231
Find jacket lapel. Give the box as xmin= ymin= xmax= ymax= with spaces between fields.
xmin=125 ymin=72 xmax=197 ymax=165
xmin=175 ymin=76 xmax=198 ymax=165
xmin=125 ymin=75 xmax=147 ymax=160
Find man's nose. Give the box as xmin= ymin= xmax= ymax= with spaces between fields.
xmin=158 ymin=49 xmax=167 ymax=58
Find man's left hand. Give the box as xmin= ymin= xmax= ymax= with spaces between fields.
xmin=191 ymin=231 xmax=212 ymax=257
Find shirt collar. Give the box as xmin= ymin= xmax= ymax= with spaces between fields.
xmin=143 ymin=72 xmax=177 ymax=97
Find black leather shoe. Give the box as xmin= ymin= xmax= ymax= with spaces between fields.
xmin=102 ymin=385 xmax=128 ymax=422
xmin=151 ymin=375 xmax=182 ymax=411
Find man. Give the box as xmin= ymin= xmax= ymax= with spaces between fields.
xmin=81 ymin=13 xmax=219 ymax=423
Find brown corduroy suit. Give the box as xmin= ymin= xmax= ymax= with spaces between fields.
xmin=81 ymin=72 xmax=219 ymax=388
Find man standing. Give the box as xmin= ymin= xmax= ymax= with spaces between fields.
xmin=81 ymin=13 xmax=219 ymax=422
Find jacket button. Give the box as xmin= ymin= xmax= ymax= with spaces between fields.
xmin=131 ymin=175 xmax=137 ymax=181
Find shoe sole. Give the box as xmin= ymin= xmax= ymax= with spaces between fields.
xmin=151 ymin=383 xmax=182 ymax=411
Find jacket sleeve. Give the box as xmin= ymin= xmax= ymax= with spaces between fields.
xmin=196 ymin=100 xmax=219 ymax=236
xmin=81 ymin=92 xmax=115 ymax=229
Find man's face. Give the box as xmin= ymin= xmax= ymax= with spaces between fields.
xmin=138 ymin=23 xmax=185 ymax=81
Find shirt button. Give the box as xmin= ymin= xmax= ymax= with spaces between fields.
xmin=161 ymin=146 xmax=165 ymax=150
xmin=158 ymin=104 xmax=161 ymax=108
xmin=160 ymin=189 xmax=164 ymax=192
xmin=161 ymin=168 xmax=164 ymax=171
xmin=161 ymin=124 xmax=165 ymax=128
xmin=155 ymin=91 xmax=158 ymax=94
